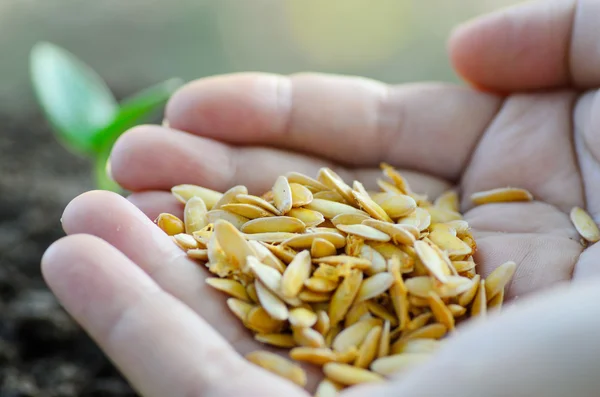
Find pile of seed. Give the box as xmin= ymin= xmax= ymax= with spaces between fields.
xmin=155 ymin=164 xmax=599 ymax=396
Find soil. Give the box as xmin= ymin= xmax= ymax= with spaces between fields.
xmin=0 ymin=109 xmax=139 ymax=396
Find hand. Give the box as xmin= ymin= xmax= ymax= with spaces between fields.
xmin=41 ymin=0 xmax=600 ymax=396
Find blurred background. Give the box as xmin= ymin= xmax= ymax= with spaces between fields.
xmin=0 ymin=0 xmax=523 ymax=395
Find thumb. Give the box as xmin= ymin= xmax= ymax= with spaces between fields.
xmin=448 ymin=0 xmax=600 ymax=92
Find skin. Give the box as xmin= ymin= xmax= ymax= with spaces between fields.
xmin=41 ymin=0 xmax=600 ymax=396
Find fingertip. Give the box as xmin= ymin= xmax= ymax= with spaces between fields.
xmin=62 ymin=190 xmax=130 ymax=235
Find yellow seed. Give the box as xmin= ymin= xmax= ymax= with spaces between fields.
xmin=458 ymin=274 xmax=481 ymax=307
xmin=484 ymin=261 xmax=517 ymax=300
xmin=488 ymin=288 xmax=504 ymax=311
xmin=397 ymin=207 xmax=431 ymax=231
xmin=344 ymin=301 xmax=371 ymax=328
xmin=318 ymin=167 xmax=359 ymax=206
xmin=375 ymin=193 xmax=417 ymax=219
xmin=298 ymin=289 xmax=333 ymax=303
xmin=281 ymin=250 xmax=312 ymax=298
xmin=471 ymin=279 xmax=487 ymax=318
xmin=272 ymin=175 xmax=293 ymax=215
xmin=311 ymin=238 xmax=338 ymax=258
xmin=470 ymin=187 xmax=533 ymax=205
xmin=427 ymin=291 xmax=455 ymax=330
xmin=570 ymin=206 xmax=600 ymax=243
xmin=329 ymin=270 xmax=364 ymax=326
xmin=285 ymin=171 xmax=329 ymax=192
xmin=221 ymin=203 xmax=276 ymax=219
xmin=155 ymin=213 xmax=185 ymax=236
xmin=289 ymin=307 xmax=318 ymax=328
xmin=323 ymin=363 xmax=384 ymax=385
xmin=314 ymin=310 xmax=331 ymax=336
xmin=246 ymin=283 xmax=259 ymax=303
xmin=205 ymin=278 xmax=250 ymax=301
xmin=314 ymin=378 xmax=343 ymax=397
xmin=366 ymin=301 xmax=398 ymax=327
xmin=187 ymin=248 xmax=208 ymax=261
xmin=246 ymin=306 xmax=285 ymax=334
xmin=355 ymin=273 xmax=394 ymax=303
xmin=184 ymin=196 xmax=208 ymax=234
xmin=226 ymin=298 xmax=254 ymax=322
xmin=414 ymin=240 xmax=450 ymax=283
xmin=427 ymin=229 xmax=472 ymax=257
xmin=306 ymin=198 xmax=367 ymax=219
xmin=293 ymin=326 xmax=326 ymax=348
xmin=282 ymin=232 xmax=346 ymax=250
xmin=246 ymin=350 xmax=307 ymax=387
xmin=447 ymin=304 xmax=467 ymax=317
xmin=255 ymin=280 xmax=289 ymax=321
xmin=407 ymin=312 xmax=433 ymax=331
xmin=392 ymin=339 xmax=442 ymax=355
xmin=332 ymin=212 xmax=371 ymax=226
xmin=289 ymin=347 xmax=337 ymax=366
xmin=352 ymin=184 xmax=393 ymax=223
xmin=287 ymin=208 xmax=325 ymax=228
xmin=313 ymin=190 xmax=347 ymax=203
xmin=434 ymin=190 xmax=460 ymax=212
xmin=304 ymin=277 xmax=339 ymax=293
xmin=173 ymin=233 xmax=198 ymax=250
xmin=254 ymin=333 xmax=296 ymax=348
xmin=354 ymin=325 xmax=382 ymax=368
xmin=370 ymin=353 xmax=431 ymax=377
xmin=332 ymin=318 xmax=382 ymax=352
xmin=206 ymin=209 xmax=249 ymax=230
xmin=377 ymin=320 xmax=391 ymax=358
xmin=171 ymin=184 xmax=223 ymax=209
xmin=212 ymin=185 xmax=247 ymax=209
xmin=290 ymin=183 xmax=314 ymax=207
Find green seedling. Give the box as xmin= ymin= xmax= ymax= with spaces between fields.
xmin=29 ymin=41 xmax=183 ymax=192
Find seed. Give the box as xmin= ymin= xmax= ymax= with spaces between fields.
xmin=458 ymin=274 xmax=481 ymax=307
xmin=205 ymin=278 xmax=250 ymax=301
xmin=484 ymin=261 xmax=517 ymax=300
xmin=286 ymin=171 xmax=329 ymax=191
xmin=471 ymin=279 xmax=487 ymax=318
xmin=400 ymin=323 xmax=447 ymax=342
xmin=363 ymin=220 xmax=416 ymax=246
xmin=397 ymin=207 xmax=431 ymax=231
xmin=155 ymin=213 xmax=185 ymax=236
xmin=375 ymin=193 xmax=417 ymax=219
xmin=332 ymin=212 xmax=371 ymax=227
xmin=286 ymin=208 xmax=325 ymax=228
xmin=221 ymin=203 xmax=276 ymax=219
xmin=247 ymin=257 xmax=302 ymax=306
xmin=304 ymin=277 xmax=339 ymax=293
xmin=407 ymin=312 xmax=433 ymax=331
xmin=355 ymin=273 xmax=394 ymax=303
xmin=323 ymin=363 xmax=384 ymax=385
xmin=214 ymin=220 xmax=257 ymax=271
xmin=318 ymin=167 xmax=358 ymax=206
xmin=306 ymin=199 xmax=367 ymax=219
xmin=271 ymin=175 xmax=293 ymax=215
xmin=246 ymin=283 xmax=259 ymax=303
xmin=314 ymin=378 xmax=343 ymax=397
xmin=254 ymin=333 xmax=296 ymax=348
xmin=206 ymin=209 xmax=249 ymax=230
xmin=289 ymin=307 xmax=318 ymax=328
xmin=247 ymin=241 xmax=286 ymax=273
xmin=293 ymin=326 xmax=326 ymax=348
xmin=392 ymin=339 xmax=441 ymax=355
xmin=244 ymin=232 xmax=298 ymax=243
xmin=213 ymin=185 xmax=247 ymax=209
xmin=414 ymin=241 xmax=450 ymax=283
xmin=352 ymin=184 xmax=393 ymax=223
xmin=314 ymin=310 xmax=331 ymax=336
xmin=246 ymin=306 xmax=285 ymax=334
xmin=245 ymin=350 xmax=307 ymax=387
xmin=313 ymin=190 xmax=347 ymax=203
xmin=282 ymin=232 xmax=346 ymax=250
xmin=427 ymin=229 xmax=472 ymax=257
xmin=290 ymin=347 xmax=337 ymax=366
xmin=336 ymin=224 xmax=391 ymax=242
xmin=299 ymin=290 xmax=333 ymax=303
xmin=470 ymin=187 xmax=533 ymax=205
xmin=570 ymin=207 xmax=600 ymax=242
xmin=171 ymin=184 xmax=223 ymax=209
xmin=281 ymin=250 xmax=312 ymax=298
xmin=405 ymin=276 xmax=472 ymax=298
xmin=329 ymin=270 xmax=364 ymax=327
xmin=344 ymin=302 xmax=371 ymax=328
xmin=290 ymin=183 xmax=314 ymax=207
xmin=173 ymin=233 xmax=198 ymax=250
xmin=226 ymin=298 xmax=253 ymax=322
xmin=354 ymin=325 xmax=382 ymax=368
xmin=427 ymin=291 xmax=455 ymax=330
xmin=366 ymin=301 xmax=398 ymax=327
xmin=187 ymin=248 xmax=208 ymax=261
xmin=241 ymin=216 xmax=306 ymax=234
xmin=316 ymin=255 xmax=372 ymax=270
xmin=447 ymin=304 xmax=467 ymax=317
xmin=332 ymin=318 xmax=381 ymax=352
xmin=370 ymin=353 xmax=431 ymax=377
xmin=255 ymin=280 xmax=289 ymax=321
xmin=452 ymin=260 xmax=476 ymax=273
xmin=311 ymin=238 xmax=338 ymax=258
xmin=488 ymin=288 xmax=504 ymax=311
xmin=261 ymin=242 xmax=297 ymax=264
xmin=360 ymin=245 xmax=388 ymax=276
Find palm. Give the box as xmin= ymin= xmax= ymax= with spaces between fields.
xmin=42 ymin=1 xmax=600 ymax=393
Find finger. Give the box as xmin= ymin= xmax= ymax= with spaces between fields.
xmin=448 ymin=0 xmax=600 ymax=91
xmin=346 ymin=277 xmax=600 ymax=397
xmin=574 ymin=89 xmax=600 ymax=221
xmin=460 ymin=91 xmax=585 ymax=213
xmin=164 ymin=73 xmax=501 ymax=181
xmin=572 ymin=238 xmax=600 ymax=280
xmin=110 ymin=124 xmax=451 ymax=197
xmin=41 ymin=234 xmax=304 ymax=397
xmin=60 ymin=191 xmax=253 ymax=352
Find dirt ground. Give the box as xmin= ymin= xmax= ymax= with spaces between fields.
xmin=0 ymin=110 xmax=139 ymax=396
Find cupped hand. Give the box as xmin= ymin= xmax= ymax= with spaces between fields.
xmin=41 ymin=1 xmax=600 ymax=396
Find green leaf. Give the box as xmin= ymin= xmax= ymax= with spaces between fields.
xmin=94 ymin=145 xmax=122 ymax=193
xmin=30 ymin=41 xmax=118 ymax=156
xmin=90 ymin=77 xmax=184 ymax=151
